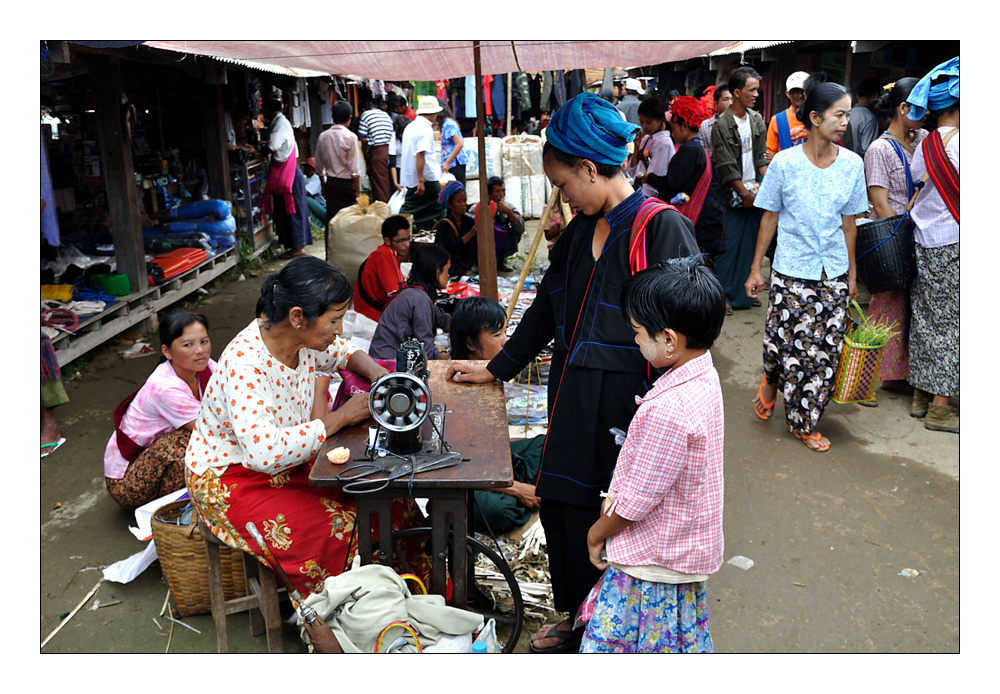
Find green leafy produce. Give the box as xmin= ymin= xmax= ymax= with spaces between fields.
xmin=847 ymin=300 xmax=899 ymax=346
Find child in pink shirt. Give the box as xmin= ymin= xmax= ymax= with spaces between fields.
xmin=580 ymin=256 xmax=727 ymax=653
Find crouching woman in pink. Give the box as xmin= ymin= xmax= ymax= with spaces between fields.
xmin=581 ymin=256 xmax=726 ymax=653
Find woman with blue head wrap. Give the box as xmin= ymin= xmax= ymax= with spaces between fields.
xmin=431 ymin=179 xmax=478 ymax=278
xmin=446 ymin=91 xmax=701 ymax=653
xmin=905 ymin=57 xmax=960 ymax=434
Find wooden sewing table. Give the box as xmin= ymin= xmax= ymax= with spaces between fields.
xmin=309 ymin=360 xmax=512 ymax=608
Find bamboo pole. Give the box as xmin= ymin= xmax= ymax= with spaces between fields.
xmin=506 ymin=72 xmax=512 ymax=135
xmin=41 ymin=579 xmax=103 ymax=649
xmin=505 ymin=187 xmax=559 ymax=323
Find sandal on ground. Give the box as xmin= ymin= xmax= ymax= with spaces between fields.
xmin=753 ymin=376 xmax=777 ymax=421
xmin=279 ymin=249 xmax=305 ymax=260
xmin=41 ymin=437 xmax=66 ymax=458
xmin=725 ymin=303 xmax=733 ymax=316
xmin=529 ymin=620 xmax=582 ymax=654
xmin=752 ymin=297 xmax=761 ymax=307
xmin=794 ymin=431 xmax=830 ymax=453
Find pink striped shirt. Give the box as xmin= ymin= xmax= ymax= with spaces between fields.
xmin=604 ymin=351 xmax=725 ymax=575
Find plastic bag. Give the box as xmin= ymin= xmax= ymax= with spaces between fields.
xmin=388 ymin=188 xmax=406 ymax=215
xmin=572 ymin=570 xmax=607 ymax=631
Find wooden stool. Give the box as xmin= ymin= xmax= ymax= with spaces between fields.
xmin=198 ymin=521 xmax=285 ymax=653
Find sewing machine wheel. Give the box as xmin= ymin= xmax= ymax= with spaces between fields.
xmin=368 ymin=372 xmax=431 ymax=433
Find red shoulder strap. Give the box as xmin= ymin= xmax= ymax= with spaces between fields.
xmin=923 ymin=129 xmax=959 ymax=223
xmin=677 ymin=148 xmax=713 ymax=225
xmin=629 ymin=198 xmax=677 ymax=274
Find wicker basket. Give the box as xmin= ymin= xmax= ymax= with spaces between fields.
xmin=151 ymin=499 xmax=247 ymax=617
xmin=831 ymin=334 xmax=886 ymax=404
xmin=855 ymin=213 xmax=916 ymax=294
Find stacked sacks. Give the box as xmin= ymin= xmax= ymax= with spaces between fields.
xmin=164 ymin=199 xmax=237 ymax=252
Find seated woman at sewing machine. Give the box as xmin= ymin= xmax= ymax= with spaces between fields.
xmin=105 ymin=311 xmax=216 ymax=511
xmin=368 ymin=242 xmax=452 ymax=361
xmin=184 ymin=256 xmax=429 ymax=598
xmin=449 ymin=297 xmax=542 ymax=529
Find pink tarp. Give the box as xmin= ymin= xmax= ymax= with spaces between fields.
xmin=141 ymin=41 xmax=734 ymax=81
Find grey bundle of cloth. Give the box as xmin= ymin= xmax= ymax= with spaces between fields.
xmin=299 ymin=564 xmax=484 ymax=653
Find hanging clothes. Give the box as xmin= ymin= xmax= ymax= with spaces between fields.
xmin=529 ymin=74 xmax=542 ymax=114
xmin=321 ymin=95 xmax=333 ymax=126
xmin=436 ymin=81 xmax=448 ymax=101
xmin=491 ymin=74 xmax=506 ymax=121
xmin=464 ymin=76 xmax=477 ymax=118
xmin=553 ymin=70 xmax=567 ymax=108
xmin=516 ymin=72 xmax=532 ymax=110
xmin=540 ymin=71 xmax=554 ymax=113
xmin=482 ymin=74 xmax=493 ymax=117
xmin=412 ymin=81 xmax=436 ymax=103
xmin=41 ymin=127 xmax=60 ymax=247
xmin=568 ymin=69 xmax=584 ymax=99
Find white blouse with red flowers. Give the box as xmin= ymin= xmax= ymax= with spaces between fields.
xmin=185 ymin=318 xmax=358 ymax=476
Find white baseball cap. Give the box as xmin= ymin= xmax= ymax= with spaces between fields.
xmin=625 ymin=78 xmax=643 ymax=93
xmin=786 ymin=71 xmax=810 ymax=91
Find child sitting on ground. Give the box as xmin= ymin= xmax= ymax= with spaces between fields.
xmin=449 ymin=296 xmax=542 ymax=522
xmin=580 ymin=255 xmax=727 ymax=653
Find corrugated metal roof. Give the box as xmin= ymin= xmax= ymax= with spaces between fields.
xmin=210 ymin=55 xmax=330 ymax=78
xmin=708 ymin=41 xmax=794 ymax=56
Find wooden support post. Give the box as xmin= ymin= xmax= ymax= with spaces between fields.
xmin=203 ymin=83 xmax=232 ymax=203
xmin=474 ymin=41 xmax=498 ymax=300
xmin=86 ymin=54 xmax=145 ymax=293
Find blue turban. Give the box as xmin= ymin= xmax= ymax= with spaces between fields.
xmin=438 ymin=180 xmax=465 ymax=210
xmin=906 ymin=56 xmax=959 ymax=121
xmin=545 ymin=92 xmax=641 ymax=166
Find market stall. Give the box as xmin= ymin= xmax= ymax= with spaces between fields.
xmin=40 ymin=44 xmax=309 ymax=366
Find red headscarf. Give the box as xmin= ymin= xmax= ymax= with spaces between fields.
xmin=670 ymin=96 xmax=712 ymax=129
xmin=700 ymin=85 xmax=717 ymax=110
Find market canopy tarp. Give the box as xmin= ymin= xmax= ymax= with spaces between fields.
xmin=141 ymin=41 xmax=735 ymax=81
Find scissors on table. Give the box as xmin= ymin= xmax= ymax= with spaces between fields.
xmin=336 ymin=451 xmax=462 ymax=493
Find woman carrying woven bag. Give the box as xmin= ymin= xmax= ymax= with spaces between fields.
xmin=904 ymin=57 xmax=960 ymax=433
xmin=744 ymin=74 xmax=869 ymax=452
xmin=861 ymin=78 xmax=929 ymax=405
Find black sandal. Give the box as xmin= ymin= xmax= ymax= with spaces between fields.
xmin=529 ymin=620 xmax=583 ymax=653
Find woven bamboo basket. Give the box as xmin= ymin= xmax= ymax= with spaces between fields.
xmin=831 ymin=334 xmax=886 ymax=404
xmin=151 ymin=499 xmax=247 ymax=617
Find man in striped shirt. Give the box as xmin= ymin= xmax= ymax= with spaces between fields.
xmin=358 ymin=99 xmax=395 ymax=203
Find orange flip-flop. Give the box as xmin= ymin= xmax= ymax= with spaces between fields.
xmin=794 ymin=430 xmax=830 ymax=452
xmin=753 ymin=376 xmax=777 ymax=420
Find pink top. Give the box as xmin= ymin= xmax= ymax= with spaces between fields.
xmin=314 ymin=124 xmax=361 ymax=181
xmin=185 ymin=319 xmax=358 ymax=477
xmin=603 ymin=351 xmax=725 ymax=575
xmin=104 ymin=359 xmax=217 ymax=479
xmin=863 ymin=130 xmax=928 ymax=218
xmin=629 ymin=130 xmax=675 ymax=199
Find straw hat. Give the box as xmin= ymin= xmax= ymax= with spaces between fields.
xmin=416 ymin=95 xmax=443 ymax=115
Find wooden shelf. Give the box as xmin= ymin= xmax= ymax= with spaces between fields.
xmin=51 ymin=245 xmax=242 ymax=368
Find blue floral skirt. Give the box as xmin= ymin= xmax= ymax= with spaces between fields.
xmin=579 ymin=565 xmax=713 ymax=653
